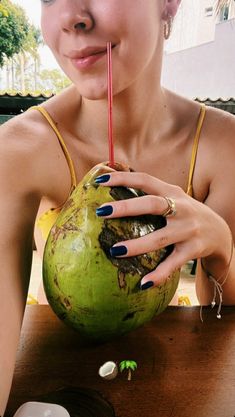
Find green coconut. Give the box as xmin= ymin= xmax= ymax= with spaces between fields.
xmin=43 ymin=162 xmax=180 ymax=342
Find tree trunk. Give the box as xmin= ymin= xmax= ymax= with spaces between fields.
xmin=20 ymin=52 xmax=25 ymax=93
xmin=6 ymin=60 xmax=10 ymax=90
xmin=34 ymin=56 xmax=37 ymax=91
xmin=0 ymin=69 xmax=2 ymax=91
xmin=11 ymin=58 xmax=15 ymax=90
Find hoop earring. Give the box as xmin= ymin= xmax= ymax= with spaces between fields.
xmin=164 ymin=15 xmax=173 ymax=40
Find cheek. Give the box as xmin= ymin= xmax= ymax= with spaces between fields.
xmin=115 ymin=19 xmax=160 ymax=78
xmin=40 ymin=12 xmax=57 ymax=47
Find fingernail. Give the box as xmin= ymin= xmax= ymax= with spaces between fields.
xmin=96 ymin=205 xmax=113 ymax=216
xmin=140 ymin=281 xmax=154 ymax=291
xmin=110 ymin=245 xmax=128 ymax=257
xmin=95 ymin=174 xmax=111 ymax=184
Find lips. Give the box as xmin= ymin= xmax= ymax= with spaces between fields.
xmin=66 ymin=45 xmax=116 ymax=70
xmin=67 ymin=46 xmax=109 ymax=60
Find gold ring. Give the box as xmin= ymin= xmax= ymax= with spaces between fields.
xmin=161 ymin=197 xmax=177 ymax=217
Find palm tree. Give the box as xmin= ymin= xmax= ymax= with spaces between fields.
xmin=119 ymin=360 xmax=137 ymax=381
xmin=18 ymin=25 xmax=43 ymax=92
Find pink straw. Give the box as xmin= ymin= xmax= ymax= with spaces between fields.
xmin=107 ymin=42 xmax=115 ymax=168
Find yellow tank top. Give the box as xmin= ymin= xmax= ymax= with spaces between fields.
xmin=32 ymin=104 xmax=206 ymax=241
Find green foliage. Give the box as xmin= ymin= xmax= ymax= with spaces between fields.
xmin=38 ymin=69 xmax=71 ymax=93
xmin=119 ymin=360 xmax=137 ymax=372
xmin=0 ymin=1 xmax=70 ymax=93
xmin=22 ymin=24 xmax=43 ymax=57
xmin=1 ymin=67 xmax=71 ymax=95
xmin=119 ymin=360 xmax=137 ymax=381
xmin=0 ymin=0 xmax=29 ymax=66
xmin=0 ymin=4 xmax=8 ymax=17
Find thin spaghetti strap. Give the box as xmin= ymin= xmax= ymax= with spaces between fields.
xmin=29 ymin=105 xmax=77 ymax=188
xmin=186 ymin=104 xmax=206 ymax=196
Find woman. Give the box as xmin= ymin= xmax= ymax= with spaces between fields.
xmin=0 ymin=0 xmax=235 ymax=413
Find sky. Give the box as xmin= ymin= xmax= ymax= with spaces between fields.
xmin=13 ymin=0 xmax=41 ymax=26
xmin=13 ymin=0 xmax=60 ymax=69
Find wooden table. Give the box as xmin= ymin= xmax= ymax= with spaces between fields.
xmin=5 ymin=305 xmax=235 ymax=417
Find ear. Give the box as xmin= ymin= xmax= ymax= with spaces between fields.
xmin=162 ymin=0 xmax=181 ymax=20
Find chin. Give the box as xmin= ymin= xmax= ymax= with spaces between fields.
xmin=73 ymin=79 xmax=108 ymax=101
xmin=53 ymin=59 xmax=105 ymax=97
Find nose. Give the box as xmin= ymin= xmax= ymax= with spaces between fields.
xmin=61 ymin=7 xmax=94 ymax=33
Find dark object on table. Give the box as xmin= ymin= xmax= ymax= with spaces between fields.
xmin=36 ymin=386 xmax=115 ymax=417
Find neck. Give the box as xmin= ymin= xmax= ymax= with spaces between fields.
xmin=74 ymin=45 xmax=172 ymax=156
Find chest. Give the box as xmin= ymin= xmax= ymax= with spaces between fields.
xmin=38 ymin=125 xmax=209 ymax=219
xmin=35 ymin=131 xmax=209 ymax=256
xmin=69 ymin=131 xmax=207 ymax=199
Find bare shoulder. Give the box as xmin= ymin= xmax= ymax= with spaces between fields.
xmin=0 ymin=103 xmax=50 ymax=148
xmin=169 ymin=89 xmax=234 ymax=129
xmin=200 ymin=105 xmax=235 ymax=229
xmin=0 ymin=112 xmax=46 ymax=241
xmin=203 ymin=104 xmax=235 ymax=142
xmin=0 ymin=90 xmax=76 ymax=201
xmin=168 ymin=89 xmax=235 ymax=152
xmin=201 ymin=105 xmax=235 ymax=176
xmin=166 ymin=90 xmax=235 ymax=216
xmin=0 ymin=106 xmax=52 ymax=197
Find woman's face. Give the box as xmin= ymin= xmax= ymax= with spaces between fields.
xmin=40 ymin=0 xmax=166 ymax=99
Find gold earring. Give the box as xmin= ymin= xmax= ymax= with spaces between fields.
xmin=164 ymin=14 xmax=173 ymax=40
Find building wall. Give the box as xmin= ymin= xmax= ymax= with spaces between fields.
xmin=162 ymin=19 xmax=235 ymax=99
xmin=165 ymin=0 xmax=235 ymax=54
xmin=230 ymin=1 xmax=235 ymax=18
xmin=165 ymin=0 xmax=216 ymax=53
xmin=197 ymin=0 xmax=216 ymax=45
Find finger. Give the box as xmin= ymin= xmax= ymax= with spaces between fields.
xmin=109 ymin=222 xmax=190 ymax=258
xmin=140 ymin=245 xmax=192 ymax=288
xmin=95 ymin=171 xmax=182 ymax=197
xmin=96 ymin=195 xmax=171 ymax=218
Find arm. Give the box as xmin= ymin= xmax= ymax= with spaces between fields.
xmin=95 ymin=173 xmax=235 ymax=304
xmin=94 ymin=172 xmax=235 ymax=298
xmin=195 ymin=113 xmax=235 ymax=306
xmin=90 ymin=110 xmax=235 ymax=305
xmin=0 ymin=123 xmax=41 ymax=415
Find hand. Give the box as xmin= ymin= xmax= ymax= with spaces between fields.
xmin=95 ymin=171 xmax=228 ymax=288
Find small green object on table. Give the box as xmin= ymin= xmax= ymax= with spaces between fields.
xmin=119 ymin=360 xmax=137 ymax=381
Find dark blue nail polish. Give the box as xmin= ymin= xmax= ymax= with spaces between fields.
xmin=110 ymin=245 xmax=128 ymax=257
xmin=140 ymin=281 xmax=154 ymax=291
xmin=95 ymin=174 xmax=111 ymax=184
xmin=96 ymin=205 xmax=113 ymax=216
